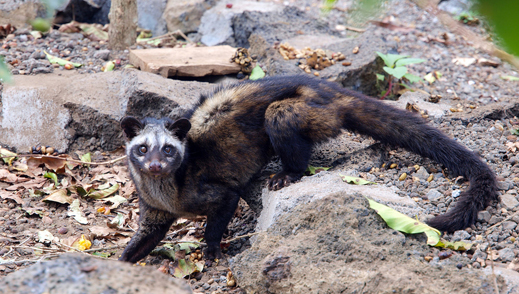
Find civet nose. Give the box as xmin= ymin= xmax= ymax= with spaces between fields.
xmin=149 ymin=161 xmax=162 ymax=172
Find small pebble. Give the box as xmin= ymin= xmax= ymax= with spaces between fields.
xmin=58 ymin=227 xmax=69 ymax=234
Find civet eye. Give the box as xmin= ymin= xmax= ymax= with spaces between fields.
xmin=163 ymin=146 xmax=172 ymax=155
xmin=138 ymin=146 xmax=147 ymax=154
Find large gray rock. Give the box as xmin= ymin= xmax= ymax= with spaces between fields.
xmin=231 ymin=193 xmax=503 ymax=293
xmin=0 ymin=70 xmax=212 ymax=153
xmin=137 ymin=0 xmax=168 ymax=37
xmin=199 ymin=0 xmax=280 ymax=46
xmin=163 ymin=0 xmax=216 ymax=34
xmin=0 ymin=253 xmax=192 ymax=294
xmin=247 ymin=27 xmax=387 ymax=97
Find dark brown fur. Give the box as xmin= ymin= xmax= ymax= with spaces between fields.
xmin=119 ymin=75 xmax=498 ymax=263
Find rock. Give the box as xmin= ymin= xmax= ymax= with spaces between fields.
xmin=54 ymin=0 xmax=111 ymax=25
xmin=163 ymin=0 xmax=216 ymax=34
xmin=414 ymin=166 xmax=430 ymax=181
xmin=93 ymin=49 xmax=111 ymax=61
xmin=502 ymin=221 xmax=518 ymax=231
xmin=248 ymin=29 xmax=386 ymax=97
xmin=477 ymin=211 xmax=491 ymax=222
xmin=489 ymin=216 xmax=504 ymax=225
xmin=0 ymin=253 xmax=192 ymax=293
xmin=129 ymin=46 xmax=241 ymax=77
xmin=0 ymin=1 xmax=46 ymax=27
xmin=426 ymin=189 xmax=443 ymax=201
xmin=498 ymin=248 xmax=516 ymax=262
xmin=137 ymin=0 xmax=168 ymax=36
xmin=498 ymin=181 xmax=513 ymax=190
xmin=256 ymin=169 xmax=423 ymax=231
xmin=386 ymin=91 xmax=452 ymax=120
xmin=452 ymin=230 xmax=471 ymax=242
xmin=0 ymin=70 xmax=212 ymax=152
xmin=232 ymin=193 xmax=500 ymax=293
xmin=501 ymin=194 xmax=519 ymax=209
xmin=199 ymin=0 xmax=280 ymax=46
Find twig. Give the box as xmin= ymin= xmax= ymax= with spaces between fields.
xmin=172 ymin=29 xmax=194 ymax=44
xmin=485 ymin=211 xmax=519 ymax=234
xmin=0 ymin=254 xmax=60 ymax=266
xmin=345 ymin=26 xmax=366 ymax=33
xmin=221 ymin=232 xmax=260 ymax=244
xmin=82 ymin=245 xmax=125 ymax=253
xmin=0 ymin=154 xmax=127 ymax=166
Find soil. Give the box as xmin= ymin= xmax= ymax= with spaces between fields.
xmin=1 ymin=0 xmax=519 ymax=293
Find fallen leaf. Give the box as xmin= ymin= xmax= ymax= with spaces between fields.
xmin=366 ymin=197 xmax=440 ymax=246
xmin=501 ymin=75 xmax=519 ymax=81
xmin=68 ymin=199 xmax=88 ymax=224
xmin=371 ymin=20 xmax=414 ymax=33
xmin=434 ymin=239 xmax=472 ymax=251
xmin=44 ymin=51 xmax=82 ymax=67
xmin=0 ymin=190 xmax=23 ymax=204
xmin=305 ymin=166 xmax=330 ymax=176
xmin=249 ymin=65 xmax=265 ymax=80
xmin=44 ymin=171 xmax=59 ymax=186
xmin=89 ymin=226 xmax=117 ymax=238
xmin=88 ymin=183 xmax=119 ymax=199
xmin=340 ymin=175 xmax=376 ymax=185
xmin=42 ymin=189 xmax=73 ymax=204
xmin=107 ymin=212 xmax=125 ymax=229
xmin=172 ymin=259 xmax=203 ymax=278
xmin=27 ymin=156 xmax=68 ymax=172
xmin=452 ymin=57 xmax=476 ymax=67
xmin=38 ymin=230 xmax=55 ymax=244
xmin=0 ymin=169 xmax=19 ymax=183
xmin=0 ymin=147 xmax=17 ymax=165
xmin=102 ymin=195 xmax=127 ymax=209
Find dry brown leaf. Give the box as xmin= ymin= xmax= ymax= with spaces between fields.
xmin=0 ymin=169 xmax=19 ymax=183
xmin=42 ymin=189 xmax=74 ymax=204
xmin=5 ymin=177 xmax=47 ymax=191
xmin=27 ymin=156 xmax=70 ymax=172
xmin=0 ymin=190 xmax=24 ymax=204
xmin=370 ymin=20 xmax=414 ymax=33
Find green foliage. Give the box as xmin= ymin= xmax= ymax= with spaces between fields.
xmin=249 ymin=65 xmax=265 ymax=80
xmin=321 ymin=0 xmax=337 ymax=14
xmin=476 ymin=0 xmax=519 ymax=56
xmin=376 ymin=52 xmax=425 ymax=83
xmin=0 ymin=56 xmax=13 ymax=84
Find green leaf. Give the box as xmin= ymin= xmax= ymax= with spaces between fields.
xmin=109 ymin=212 xmax=125 ymax=228
xmin=173 ymin=259 xmax=203 ymax=278
xmin=404 ymin=73 xmax=423 ymax=84
xmin=44 ymin=171 xmax=59 ymax=187
xmin=177 ymin=242 xmax=200 ymax=254
xmin=249 ymin=65 xmax=265 ymax=80
xmin=306 ymin=165 xmax=330 ymax=175
xmin=376 ymin=52 xmax=408 ymax=67
xmin=366 ymin=197 xmax=440 ymax=246
xmin=501 ymin=75 xmax=519 ymax=81
xmin=376 ymin=73 xmax=385 ymax=81
xmin=92 ymin=252 xmax=112 ymax=258
xmin=30 ymin=18 xmax=51 ymax=32
xmin=340 ymin=174 xmax=376 ymax=185
xmin=78 ymin=23 xmax=109 ymax=41
xmin=103 ymin=61 xmax=115 ymax=72
xmin=435 ymin=239 xmax=472 ymax=251
xmin=44 ymin=51 xmax=82 ymax=67
xmin=395 ymin=58 xmax=426 ymax=67
xmin=88 ymin=183 xmax=119 ymax=200
xmin=80 ymin=153 xmax=91 ymax=163
xmin=511 ymin=129 xmax=519 ymax=136
xmin=0 ymin=56 xmax=13 ymax=84
xmin=423 ymin=72 xmax=436 ymax=84
xmin=0 ymin=147 xmax=17 ymax=165
xmin=383 ymin=66 xmax=407 ymax=79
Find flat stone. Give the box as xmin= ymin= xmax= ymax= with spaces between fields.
xmin=502 ymin=221 xmax=518 ymax=231
xmin=477 ymin=211 xmax=491 ymax=222
xmin=0 ymin=70 xmax=212 ymax=152
xmin=0 ymin=253 xmax=192 ymax=293
xmin=93 ymin=49 xmax=111 ymax=61
xmin=426 ymin=189 xmax=443 ymax=201
xmin=129 ymin=46 xmax=242 ymax=77
xmin=414 ymin=167 xmax=430 ymax=181
xmin=501 ymin=194 xmax=519 ymax=209
xmin=452 ymin=230 xmax=471 ymax=242
xmin=498 ymin=248 xmax=516 ymax=262
xmin=386 ymin=91 xmax=453 ymax=120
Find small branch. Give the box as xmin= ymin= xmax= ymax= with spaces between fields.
xmin=345 ymin=26 xmax=366 ymax=33
xmin=0 ymin=154 xmax=127 ymax=166
xmin=0 ymin=254 xmax=60 ymax=266
xmin=82 ymin=245 xmax=125 ymax=253
xmin=221 ymin=232 xmax=260 ymax=244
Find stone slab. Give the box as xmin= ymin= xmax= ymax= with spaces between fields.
xmin=129 ymin=46 xmax=241 ymax=77
xmin=0 ymin=70 xmax=212 ymax=153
